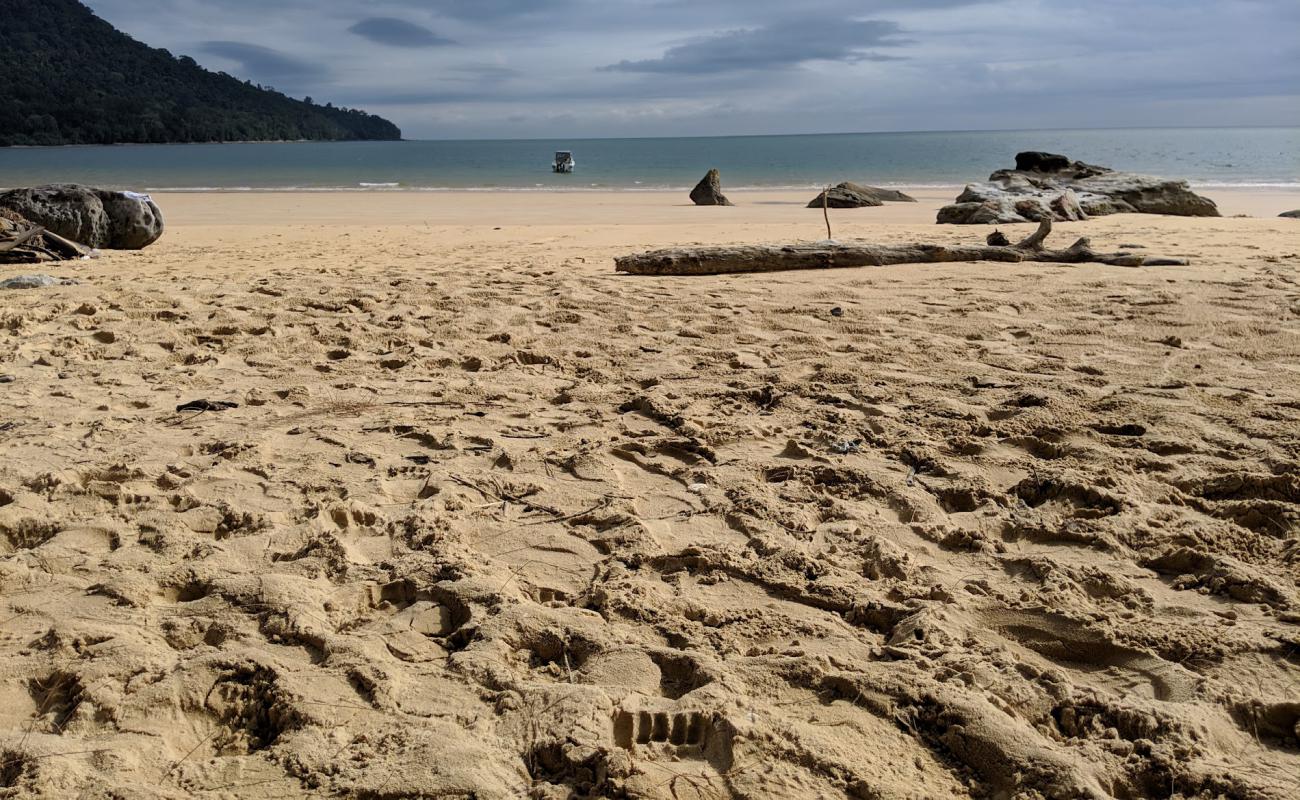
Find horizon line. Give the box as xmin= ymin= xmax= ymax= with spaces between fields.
xmin=395 ymin=123 xmax=1299 ymax=144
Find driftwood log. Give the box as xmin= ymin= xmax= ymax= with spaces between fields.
xmin=614 ymin=219 xmax=1188 ymax=276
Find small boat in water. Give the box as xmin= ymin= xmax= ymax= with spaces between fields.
xmin=552 ymin=151 xmax=575 ymax=173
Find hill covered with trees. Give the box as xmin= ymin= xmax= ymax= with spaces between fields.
xmin=0 ymin=0 xmax=401 ymax=146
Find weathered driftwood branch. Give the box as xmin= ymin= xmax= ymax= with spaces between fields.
xmin=40 ymin=229 xmax=92 ymax=259
xmin=0 ymin=219 xmax=90 ymax=264
xmin=0 ymin=225 xmax=43 ymax=253
xmin=614 ymin=219 xmax=1188 ymax=276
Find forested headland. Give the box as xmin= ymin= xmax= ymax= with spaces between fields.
xmin=0 ymin=0 xmax=401 ymax=146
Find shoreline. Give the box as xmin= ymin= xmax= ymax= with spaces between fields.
xmin=146 ymin=186 xmax=1300 ymax=228
xmin=134 ymin=182 xmax=1300 ymax=193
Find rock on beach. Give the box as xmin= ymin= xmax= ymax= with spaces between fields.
xmin=0 ymin=184 xmax=164 ymax=249
xmin=937 ymin=152 xmax=1220 ymax=225
xmin=807 ymin=182 xmax=917 ymax=208
xmin=689 ymin=169 xmax=734 ymax=206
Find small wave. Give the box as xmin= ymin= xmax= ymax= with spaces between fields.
xmin=1190 ymin=182 xmax=1300 ymax=189
xmin=143 ymin=183 xmax=950 ymax=193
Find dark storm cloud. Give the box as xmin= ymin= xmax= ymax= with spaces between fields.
xmin=200 ymin=41 xmax=324 ymax=83
xmin=604 ymin=18 xmax=910 ymax=74
xmin=349 ymin=17 xmax=455 ymax=48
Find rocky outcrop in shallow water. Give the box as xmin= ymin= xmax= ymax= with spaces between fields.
xmin=0 ymin=184 xmax=164 ymax=249
xmin=938 ymin=152 xmax=1220 ymax=225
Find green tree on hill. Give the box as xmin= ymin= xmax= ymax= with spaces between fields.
xmin=0 ymin=0 xmax=401 ymax=146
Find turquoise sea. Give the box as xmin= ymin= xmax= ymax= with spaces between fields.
xmin=1 ymin=127 xmax=1296 ymax=192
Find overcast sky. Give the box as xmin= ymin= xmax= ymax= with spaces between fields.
xmin=85 ymin=0 xmax=1300 ymax=139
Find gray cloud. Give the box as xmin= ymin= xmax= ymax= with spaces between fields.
xmin=349 ymin=17 xmax=455 ymax=48
xmin=443 ymin=64 xmax=522 ymax=82
xmin=81 ymin=0 xmax=1300 ymax=138
xmin=418 ymin=0 xmax=571 ymax=22
xmin=605 ymin=18 xmax=909 ymax=74
xmin=199 ymin=41 xmax=324 ymax=83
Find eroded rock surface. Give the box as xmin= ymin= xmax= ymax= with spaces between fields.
xmin=807 ymin=182 xmax=917 ymax=208
xmin=689 ymin=169 xmax=734 ymax=207
xmin=0 ymin=184 xmax=164 ymax=249
xmin=938 ymin=152 xmax=1219 ymax=224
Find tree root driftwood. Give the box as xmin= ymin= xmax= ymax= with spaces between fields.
xmin=614 ymin=219 xmax=1188 ymax=276
xmin=0 ymin=215 xmax=91 ymax=264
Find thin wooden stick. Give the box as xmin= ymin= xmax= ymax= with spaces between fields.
xmin=822 ymin=185 xmax=832 ymax=240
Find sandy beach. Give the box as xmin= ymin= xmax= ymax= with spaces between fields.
xmin=2 ymin=188 xmax=1299 ymax=798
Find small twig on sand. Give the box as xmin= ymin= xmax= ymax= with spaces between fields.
xmin=164 ymin=729 xmax=218 ymax=779
xmin=0 ymin=749 xmax=111 ymax=770
xmin=451 ymin=474 xmax=564 ymax=517
xmin=165 ymin=409 xmax=208 ymax=427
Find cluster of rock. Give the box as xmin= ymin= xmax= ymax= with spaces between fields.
xmin=807 ymin=182 xmax=917 ymax=208
xmin=937 ymin=151 xmax=1220 ymax=225
xmin=689 ymin=171 xmax=917 ymax=209
xmin=0 ymin=184 xmax=164 ymax=249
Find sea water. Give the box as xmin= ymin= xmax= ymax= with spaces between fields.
xmin=1 ymin=127 xmax=1295 ymax=192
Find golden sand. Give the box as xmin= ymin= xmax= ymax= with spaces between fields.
xmin=1 ymin=188 xmax=1298 ymax=797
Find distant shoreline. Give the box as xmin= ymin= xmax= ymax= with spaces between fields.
xmin=4 ymin=124 xmax=1297 ymax=148
xmin=1 ymin=138 xmax=403 ymax=149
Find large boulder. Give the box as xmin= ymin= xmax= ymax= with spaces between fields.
xmin=937 ymin=152 xmax=1219 ymax=224
xmin=807 ymin=182 xmax=917 ymax=208
xmin=689 ymin=169 xmax=733 ymax=206
xmin=1280 ymin=210 xmax=1300 ymax=219
xmin=1071 ymin=172 xmax=1220 ymax=217
xmin=1013 ymin=151 xmax=1108 ymax=178
xmin=0 ymin=184 xmax=164 ymax=249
